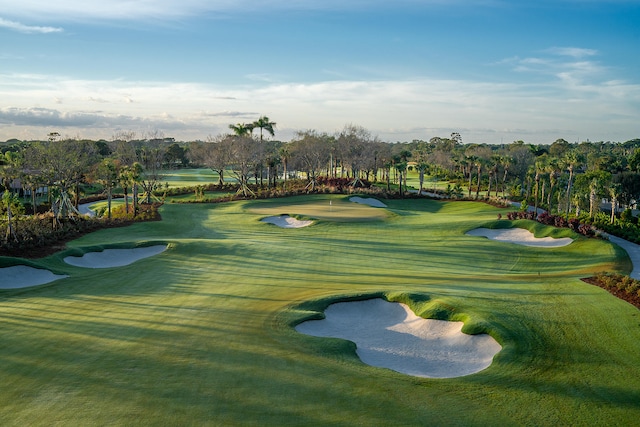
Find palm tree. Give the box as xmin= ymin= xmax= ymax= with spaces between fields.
xmin=533 ymin=155 xmax=547 ymax=215
xmin=500 ymin=155 xmax=512 ymax=199
xmin=609 ymin=183 xmax=621 ymax=224
xmin=465 ymin=155 xmax=477 ymax=198
xmin=563 ymin=150 xmax=583 ymax=220
xmin=279 ymin=145 xmax=290 ymax=190
xmin=253 ymin=116 xmax=276 ymax=141
xmin=475 ymin=158 xmax=483 ymax=199
xmin=95 ymin=159 xmax=119 ymax=218
xmin=545 ymin=158 xmax=560 ymax=213
xmin=118 ymin=165 xmax=134 ymax=215
xmin=228 ymin=123 xmax=252 ymax=137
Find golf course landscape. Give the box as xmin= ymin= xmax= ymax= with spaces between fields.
xmin=2 ymin=194 xmax=640 ymax=425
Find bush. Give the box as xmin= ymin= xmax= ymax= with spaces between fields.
xmin=0 ymin=204 xmax=161 ymax=258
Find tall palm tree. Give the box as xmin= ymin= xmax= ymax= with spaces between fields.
xmin=500 ymin=155 xmax=512 ymax=199
xmin=533 ymin=155 xmax=548 ymax=215
xmin=253 ymin=116 xmax=276 ymax=141
xmin=475 ymin=158 xmax=483 ymax=199
xmin=465 ymin=155 xmax=477 ymax=198
xmin=545 ymin=158 xmax=560 ymax=213
xmin=279 ymin=145 xmax=290 ymax=190
xmin=563 ymin=150 xmax=583 ymax=220
xmin=608 ymin=183 xmax=621 ymax=224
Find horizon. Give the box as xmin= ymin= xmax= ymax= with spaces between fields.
xmin=1 ymin=1 xmax=639 ymax=144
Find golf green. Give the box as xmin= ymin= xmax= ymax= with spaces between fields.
xmin=1 ymin=195 xmax=638 ymax=426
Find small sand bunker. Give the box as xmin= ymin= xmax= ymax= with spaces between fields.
xmin=349 ymin=196 xmax=387 ymax=208
xmin=467 ymin=227 xmax=573 ymax=247
xmin=261 ymin=215 xmax=313 ymax=228
xmin=0 ymin=266 xmax=68 ymax=289
xmin=64 ymin=245 xmax=167 ymax=268
xmin=296 ymin=299 xmax=501 ymax=378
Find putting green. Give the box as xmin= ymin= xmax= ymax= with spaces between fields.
xmin=0 ymin=196 xmax=638 ymax=426
xmin=247 ymin=195 xmax=390 ymax=222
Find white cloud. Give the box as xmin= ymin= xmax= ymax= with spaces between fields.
xmin=545 ymin=47 xmax=598 ymax=58
xmin=0 ymin=72 xmax=638 ymax=143
xmin=0 ymin=17 xmax=63 ymax=33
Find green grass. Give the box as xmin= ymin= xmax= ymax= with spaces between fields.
xmin=1 ymin=195 xmax=639 ymax=425
xmin=159 ymin=168 xmax=222 ymax=187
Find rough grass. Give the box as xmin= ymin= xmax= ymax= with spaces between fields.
xmin=1 ymin=195 xmax=639 ymax=425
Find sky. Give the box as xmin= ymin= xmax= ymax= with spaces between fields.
xmin=0 ymin=0 xmax=639 ymax=144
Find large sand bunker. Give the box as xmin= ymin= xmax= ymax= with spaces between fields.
xmin=466 ymin=227 xmax=573 ymax=247
xmin=261 ymin=215 xmax=313 ymax=228
xmin=64 ymin=245 xmax=167 ymax=268
xmin=296 ymin=299 xmax=501 ymax=378
xmin=349 ymin=196 xmax=387 ymax=208
xmin=0 ymin=266 xmax=68 ymax=289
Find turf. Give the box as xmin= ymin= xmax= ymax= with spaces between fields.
xmin=1 ymin=195 xmax=639 ymax=426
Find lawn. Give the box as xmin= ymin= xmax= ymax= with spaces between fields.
xmin=1 ymin=195 xmax=639 ymax=426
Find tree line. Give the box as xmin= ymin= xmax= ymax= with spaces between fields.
xmin=2 ymin=120 xmax=640 ymax=233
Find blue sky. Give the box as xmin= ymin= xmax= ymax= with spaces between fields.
xmin=0 ymin=0 xmax=639 ymax=144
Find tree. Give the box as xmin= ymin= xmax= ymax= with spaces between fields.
xmin=118 ymin=165 xmax=134 ymax=215
xmin=289 ymin=131 xmax=331 ymax=191
xmin=609 ymin=183 xmax=621 ymax=224
xmin=562 ymin=150 xmax=584 ymax=220
xmin=32 ymin=139 xmax=97 ymax=226
xmin=93 ymin=159 xmax=119 ymax=218
xmin=229 ymin=123 xmax=253 ymax=137
xmin=164 ymin=143 xmax=188 ymax=168
xmin=279 ymin=144 xmax=291 ymax=190
xmin=544 ymin=157 xmax=561 ymax=214
xmin=228 ymin=135 xmax=260 ymax=196
xmin=337 ymin=124 xmax=373 ymax=187
xmin=188 ymin=136 xmax=232 ymax=186
xmin=1 ymin=190 xmax=22 ymax=243
xmin=253 ymin=116 xmax=276 ymax=141
xmin=533 ymin=155 xmax=548 ymax=214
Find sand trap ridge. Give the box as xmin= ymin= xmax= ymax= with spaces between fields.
xmin=0 ymin=266 xmax=68 ymax=289
xmin=64 ymin=245 xmax=167 ymax=268
xmin=261 ymin=215 xmax=313 ymax=228
xmin=296 ymin=299 xmax=501 ymax=378
xmin=466 ymin=227 xmax=573 ymax=247
xmin=349 ymin=197 xmax=387 ymax=208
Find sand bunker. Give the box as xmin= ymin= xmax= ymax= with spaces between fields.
xmin=466 ymin=227 xmax=573 ymax=247
xmin=261 ymin=215 xmax=313 ymax=228
xmin=349 ymin=197 xmax=387 ymax=208
xmin=0 ymin=266 xmax=68 ymax=289
xmin=296 ymin=299 xmax=501 ymax=378
xmin=64 ymin=245 xmax=167 ymax=268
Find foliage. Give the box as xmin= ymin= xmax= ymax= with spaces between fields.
xmin=0 ymin=204 xmax=161 ymax=257
xmin=584 ymin=272 xmax=640 ymax=309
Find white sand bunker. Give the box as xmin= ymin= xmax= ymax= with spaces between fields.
xmin=261 ymin=215 xmax=313 ymax=228
xmin=349 ymin=196 xmax=387 ymax=208
xmin=467 ymin=227 xmax=573 ymax=247
xmin=0 ymin=266 xmax=68 ymax=289
xmin=64 ymin=245 xmax=167 ymax=268
xmin=296 ymin=299 xmax=501 ymax=378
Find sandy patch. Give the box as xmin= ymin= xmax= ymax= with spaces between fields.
xmin=296 ymin=299 xmax=501 ymax=378
xmin=261 ymin=215 xmax=313 ymax=228
xmin=64 ymin=245 xmax=167 ymax=268
xmin=0 ymin=266 xmax=68 ymax=289
xmin=466 ymin=227 xmax=573 ymax=247
xmin=349 ymin=196 xmax=387 ymax=208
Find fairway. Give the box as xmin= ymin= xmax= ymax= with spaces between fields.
xmin=1 ymin=195 xmax=640 ymax=426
